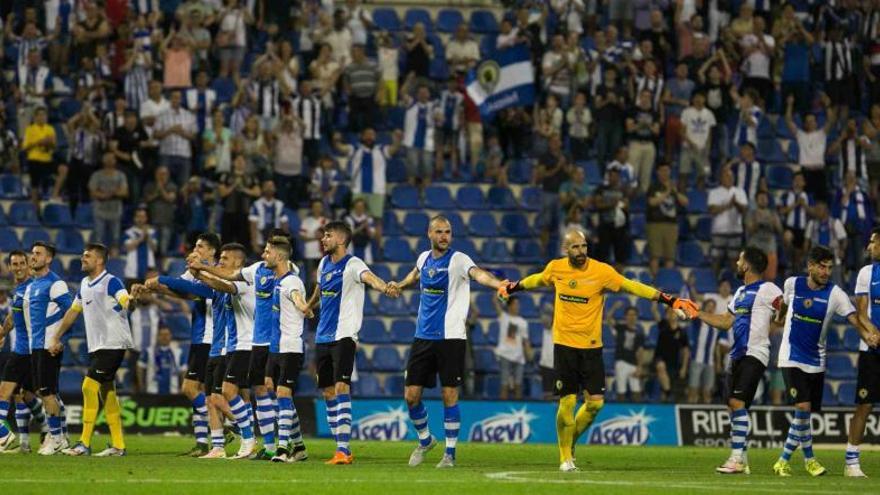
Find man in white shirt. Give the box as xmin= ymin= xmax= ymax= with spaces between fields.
xmin=139 ymin=80 xmax=169 ymax=128
xmin=708 ymin=166 xmax=749 ymax=275
xmin=542 ymin=35 xmax=574 ymax=106
xmin=248 ymin=180 xmax=289 ymax=255
xmin=680 ymin=92 xmax=716 ymax=188
xmin=739 ymin=17 xmax=775 ymax=105
xmin=445 ymin=24 xmax=480 ymax=74
xmin=785 ymin=93 xmax=836 ymax=203
xmin=154 ymin=90 xmax=197 ymax=186
xmin=804 ymin=201 xmax=848 ymax=286
xmin=493 ymin=297 xmax=532 ymax=400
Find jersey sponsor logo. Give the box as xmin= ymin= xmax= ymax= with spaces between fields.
xmin=559 ymin=294 xmax=589 ymax=304
xmin=792 ymin=313 xmax=822 ymax=324
xmin=422 ymin=288 xmax=446 ymax=295
xmin=468 ymin=407 xmax=536 ymax=443
xmin=321 ymin=290 xmax=338 ymax=298
xmin=588 ymin=409 xmax=656 ymax=446
xmin=351 ymin=406 xmax=409 ymax=441
xmin=256 ymin=291 xmax=272 ymax=299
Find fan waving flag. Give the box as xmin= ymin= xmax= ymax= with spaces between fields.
xmin=466 ymin=44 xmax=535 ymax=118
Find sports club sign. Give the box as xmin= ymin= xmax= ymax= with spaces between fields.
xmin=677 ymin=404 xmax=880 ymax=447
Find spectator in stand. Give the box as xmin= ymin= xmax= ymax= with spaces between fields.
xmin=534 ymin=134 xmax=570 ymax=253
xmin=320 ymin=8 xmax=354 ymax=67
xmin=654 ymin=306 xmax=690 ymax=402
xmin=679 ymin=91 xmax=716 ymax=190
xmin=646 ymin=163 xmax=688 ymax=277
xmin=16 ymin=48 xmax=53 ymax=128
xmin=404 ymin=22 xmax=432 ymax=82
xmin=542 ymin=34 xmax=575 ymax=107
xmin=376 ymin=33 xmax=399 ymax=108
xmin=344 ymin=198 xmax=377 ymax=263
xmin=606 ymin=145 xmax=638 ymax=195
xmin=217 ymin=153 xmax=261 ymax=248
xmin=593 ymin=166 xmax=630 ymax=268
xmin=155 ymin=90 xmax=197 ymax=187
xmin=613 ymin=306 xmax=645 ymax=402
xmin=804 ymin=200 xmax=848 ymax=286
xmin=830 ymin=117 xmax=872 ymax=189
xmin=703 ymin=279 xmax=733 ymax=318
xmin=202 ymin=108 xmax=232 ymax=177
xmin=697 ymin=50 xmax=733 ymax=168
xmin=533 ymin=95 xmax=564 ymax=157
xmin=334 ymin=128 xmax=402 ymax=220
xmin=216 ymin=0 xmax=252 ymax=78
xmin=687 ymin=299 xmax=721 ymax=404
xmin=776 ymin=5 xmax=814 ymax=115
xmin=184 ymin=70 xmax=217 ymax=137
xmin=566 ymin=91 xmax=592 ymax=162
xmin=344 ymin=44 xmax=380 ymax=133
xmin=822 ymin=24 xmax=856 ymax=124
xmin=309 ymin=44 xmax=342 ymax=119
xmin=401 ymin=83 xmax=439 ymax=189
xmin=446 ymin=24 xmax=480 ymax=74
xmin=786 ymin=93 xmax=835 ymax=203
xmin=436 ymin=77 xmax=464 ymax=178
xmin=238 ymin=115 xmax=269 ymax=176
xmin=593 ymin=69 xmax=625 ymax=169
xmin=248 ymin=55 xmax=289 ymax=130
xmin=866 ymin=105 xmax=880 ymax=214
xmin=21 ymin=106 xmax=58 ymax=207
xmin=110 ymin=109 xmax=148 ymax=205
xmin=745 ymin=190 xmax=783 ymax=280
xmin=778 ymin=172 xmax=812 ymax=272
xmin=122 ymin=207 xmax=158 ymax=283
xmin=538 ymin=302 xmax=555 ymax=399
xmin=833 ymin=171 xmax=873 ymax=274
xmin=129 ymin=265 xmax=162 ymax=393
xmin=89 ymin=151 xmax=128 ymax=254
xmin=498 ymin=107 xmax=532 ymax=163
xmin=476 ymin=134 xmax=508 ymax=187
xmin=730 ymin=87 xmax=762 ymax=149
xmin=0 ymin=102 xmax=19 ymax=175
xmin=138 ymin=326 xmax=187 ymax=395
xmin=179 ymin=10 xmax=212 ymax=72
xmin=738 ymin=16 xmax=775 ymax=108
xmin=493 ymin=296 xmax=532 ymax=401
xmin=559 ymin=167 xmax=592 ymax=219
xmin=142 ymin=165 xmax=179 ymax=256
xmin=728 ymin=142 xmax=763 ymax=203
xmin=310 ymin=155 xmax=340 ymax=214
xmin=299 ymin=199 xmax=330 ymax=287
xmin=268 ymin=115 xmax=306 ymax=206
xmin=663 ymin=62 xmax=696 ymax=159
xmin=181 ymin=176 xmax=210 ymax=241
xmin=626 ymin=89 xmax=661 ymax=194
xmin=64 ymin=104 xmax=103 ymax=215
xmin=248 ymin=179 xmax=290 ymax=254
xmin=160 ymin=30 xmax=193 ymax=89
xmin=708 ymin=165 xmax=748 ymax=275
xmin=291 ymin=80 xmax=323 ymax=172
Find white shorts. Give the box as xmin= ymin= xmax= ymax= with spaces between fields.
xmin=614 ymin=360 xmax=641 ymax=394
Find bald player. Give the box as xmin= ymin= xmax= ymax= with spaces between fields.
xmin=498 ymin=229 xmax=698 ymax=472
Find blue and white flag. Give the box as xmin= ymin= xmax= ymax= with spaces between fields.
xmin=466 ymin=44 xmax=535 ymax=118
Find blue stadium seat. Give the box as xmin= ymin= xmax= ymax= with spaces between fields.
xmin=687 ymin=190 xmax=708 ymax=214
xmin=391 ymin=319 xmax=415 ymax=343
xmin=59 ymin=370 xmax=83 ymax=394
xmin=499 ymin=213 xmax=531 ymax=237
xmin=66 ymin=259 xmax=83 ymax=280
xmin=354 ymin=373 xmax=382 ymax=397
xmin=62 ymin=340 xmax=81 ymax=366
xmin=517 ymin=295 xmax=538 ymax=318
xmin=837 ymin=381 xmax=856 ymax=404
xmin=519 ymin=186 xmax=542 ymax=211
xmin=475 ymin=293 xmax=498 ymax=318
xmin=582 ymin=161 xmax=602 ymax=185
xmin=471 ymin=323 xmax=490 ymax=346
xmin=456 ymin=186 xmax=487 ymax=210
xmin=378 ymin=294 xmax=410 ymax=316
xmin=9 ymin=201 xmax=40 ymax=226
xmin=404 ymin=8 xmax=433 ymax=31
xmin=629 ymin=213 xmax=646 ymax=239
xmin=363 ymin=294 xmax=377 ymax=316
xmin=468 ymin=212 xmax=498 ymax=237
xmin=765 ymin=165 xmax=794 ymax=189
xmin=470 ymin=10 xmax=499 ymax=34
xmin=827 ymin=355 xmax=856 ymax=380
xmin=383 ymin=211 xmax=401 ymax=236
xmin=474 ymin=349 xmax=499 ymax=373
xmin=637 ymin=298 xmax=657 ymax=321
xmin=57 ymin=228 xmax=85 ymax=254
xmin=424 ymin=186 xmax=456 ymax=209
xmin=528 ymin=322 xmax=544 ymax=347
xmin=0 ymin=227 xmax=20 ymax=251
xmin=823 ymin=382 xmax=838 ymax=406
xmin=386 ymin=157 xmax=407 ymax=182
xmin=645 ymin=324 xmax=660 ymax=348
xmin=164 ymin=313 xmax=191 ymax=340
xmin=107 ymin=258 xmax=126 ymax=278
xmin=654 ymin=268 xmax=685 ymax=292
xmin=629 ymin=194 xmax=646 ymax=213
xmin=429 ymin=57 xmax=449 ymax=80
xmin=0 ymin=174 xmax=25 ymax=198
xmin=843 ymin=327 xmax=862 ymax=351
xmin=211 ymin=77 xmax=236 ymax=103
xmin=826 ymin=329 xmax=844 ymax=351
xmin=437 ymin=9 xmax=464 ymax=33
xmin=676 ymin=240 xmax=706 ymax=267
xmin=370 ymin=264 xmax=392 ymax=284
xmin=372 ymin=8 xmax=402 ymax=31
xmin=372 ymin=347 xmax=403 ymax=372
xmin=390 ymin=185 xmax=421 ymax=209
xmin=484 ymin=322 xmax=499 ymax=345
xmin=297 ymin=373 xmax=318 ymax=396
xmin=57 ymin=97 xmax=82 ymax=121
xmin=382 ymin=238 xmax=414 ymax=262
xmin=385 ymin=374 xmax=405 ymax=395
xmin=22 ymin=228 xmax=51 ymax=248
xmin=446 ymin=212 xmax=467 ymax=237
xmin=692 ymin=268 xmax=717 ymax=294
xmin=402 ymin=212 xmax=430 ymax=236
xmin=694 ymin=216 xmax=713 ymax=242
xmin=360 ymin=318 xmax=389 ymax=344
xmin=481 ymin=239 xmax=513 ymax=263
xmin=75 ymin=203 xmax=94 ymax=228
xmin=487 ymin=186 xmax=517 ymax=210
xmin=526 ymin=377 xmax=543 ymax=400
xmin=757 ymin=139 xmax=787 ymax=164
xmin=483 ymin=375 xmax=501 ymax=398
xmin=452 ymin=238 xmax=480 ymax=261
xmin=413 ymin=237 xmax=430 ymax=254
xmin=356 ymin=349 xmax=372 ymax=371
xmin=513 ymin=240 xmax=542 ymax=264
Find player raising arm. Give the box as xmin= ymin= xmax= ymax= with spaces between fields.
xmin=497 ymin=229 xmax=698 ymax=472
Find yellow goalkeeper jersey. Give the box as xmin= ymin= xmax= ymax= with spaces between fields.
xmin=539 ymin=257 xmax=624 ymax=349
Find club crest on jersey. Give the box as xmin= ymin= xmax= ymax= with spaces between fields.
xmin=568 ymin=280 xmax=577 ymax=288
xmin=468 ymin=407 xmax=536 ymax=443
xmin=803 ymin=298 xmax=813 ymax=308
xmin=789 ymin=387 xmax=798 ymax=398
xmin=325 ymin=273 xmax=333 ymax=282
xmin=260 ymin=276 xmax=267 ymax=285
xmin=428 ymin=268 xmax=436 ymax=278
xmin=859 ymin=388 xmax=869 ymax=399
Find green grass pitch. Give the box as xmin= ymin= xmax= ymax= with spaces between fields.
xmin=1 ymin=436 xmax=878 ymax=494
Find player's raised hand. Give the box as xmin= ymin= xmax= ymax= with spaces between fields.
xmin=673 ymin=298 xmax=700 ymax=320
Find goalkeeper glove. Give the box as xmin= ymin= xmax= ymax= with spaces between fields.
xmin=658 ymin=292 xmax=699 ymax=319
xmin=497 ymin=280 xmax=522 ymax=303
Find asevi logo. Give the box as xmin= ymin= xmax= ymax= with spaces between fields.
xmin=588 ymin=409 xmax=656 ymax=445
xmin=468 ymin=407 xmax=537 ymax=443
xmin=351 ymin=406 xmax=409 ymax=441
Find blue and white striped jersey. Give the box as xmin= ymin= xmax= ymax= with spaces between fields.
xmin=855 ymin=263 xmax=880 ymax=355
xmin=316 ymin=255 xmax=370 ymax=344
xmin=271 ymin=271 xmax=307 ymax=354
xmin=727 ymin=280 xmax=783 ymax=366
xmin=403 ymin=101 xmax=437 ymax=152
xmin=225 ymin=281 xmax=255 ymax=353
xmin=24 ymin=271 xmax=72 ymax=351
xmin=10 ymin=279 xmax=32 ymax=355
xmin=414 ymin=250 xmax=476 ymax=341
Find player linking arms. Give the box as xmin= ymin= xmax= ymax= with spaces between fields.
xmin=497 ymin=230 xmax=698 ymax=472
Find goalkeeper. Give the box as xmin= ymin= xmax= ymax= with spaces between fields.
xmin=498 ymin=230 xmax=698 ymax=472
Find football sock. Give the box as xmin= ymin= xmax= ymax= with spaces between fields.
xmin=780 ymin=416 xmax=801 ymax=461
xmin=409 ymin=402 xmax=432 ymax=447
xmin=57 ymin=395 xmax=68 ymax=435
xmin=79 ymin=377 xmax=101 ymax=447
xmin=573 ymin=399 xmax=604 ymax=445
xmin=192 ymin=393 xmax=209 ymax=445
xmin=103 ymin=388 xmax=125 ymax=450
xmin=211 ymin=428 xmax=224 ymax=449
xmin=443 ymin=404 xmax=461 ymax=459
xmin=845 ymin=443 xmax=860 ymax=466
xmin=228 ymin=396 xmax=254 ymax=440
xmin=277 ymin=397 xmax=293 ymax=449
xmin=730 ymin=408 xmax=749 ymax=459
xmin=15 ymin=402 xmax=30 ymax=444
xmin=255 ymin=394 xmax=276 ymax=452
xmin=0 ymin=401 xmax=10 ymax=436
xmin=26 ymin=396 xmax=46 ymax=430
xmin=326 ymin=397 xmax=338 ymax=442
xmin=556 ymin=394 xmax=576 ymax=463
xmin=335 ymin=394 xmax=352 ymax=455
xmin=290 ymin=401 xmax=304 ymax=447
xmin=795 ymin=410 xmax=814 ymax=460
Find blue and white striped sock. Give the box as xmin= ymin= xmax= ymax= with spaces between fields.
xmin=408 ymin=402 xmax=432 ymax=447
xmin=795 ymin=410 xmax=814 ymax=460
xmin=228 ymin=396 xmax=254 ymax=440
xmin=26 ymin=397 xmax=46 ymax=431
xmin=56 ymin=396 xmax=68 ymax=436
xmin=255 ymin=394 xmax=276 ymax=452
xmin=15 ymin=402 xmax=30 ymax=442
xmin=780 ymin=416 xmax=801 ymax=461
xmin=289 ymin=402 xmax=304 ymax=447
xmin=211 ymin=428 xmax=225 ymax=449
xmin=277 ymin=397 xmax=293 ymax=449
xmin=444 ymin=405 xmax=461 ymax=459
xmin=336 ymin=394 xmax=352 ymax=455
xmin=192 ymin=393 xmax=209 ymax=444
xmin=326 ymin=398 xmax=338 ymax=442
xmin=48 ymin=415 xmax=62 ymax=439
xmin=730 ymin=408 xmax=749 ymax=458
xmin=269 ymin=391 xmax=279 ymax=418
xmin=846 ymin=443 xmax=860 ymax=466
xmin=0 ymin=401 xmax=10 ymax=436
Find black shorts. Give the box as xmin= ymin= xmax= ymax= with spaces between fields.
xmin=782 ymin=367 xmax=824 ymax=412
xmin=540 ymin=365 xmax=557 ymax=394
xmin=553 ymin=344 xmax=606 ymax=396
xmin=728 ymin=356 xmax=766 ymax=408
xmin=2 ymin=353 xmax=34 ymax=392
xmin=315 ymin=338 xmax=357 ymax=389
xmin=405 ymin=338 xmax=466 ymax=388
xmin=27 ymin=159 xmax=57 ymax=194
xmin=267 ymin=352 xmax=304 ymax=391
xmin=205 ymin=356 xmax=227 ymax=395
xmin=225 ymin=350 xmax=252 ymax=388
xmin=248 ymin=345 xmax=270 ymax=387
xmin=32 ymin=349 xmax=62 ymax=396
xmin=87 ymin=349 xmax=126 ymax=383
xmin=856 ymin=351 xmax=880 ymax=404
xmin=788 ymin=228 xmax=806 ymax=249
xmin=185 ymin=343 xmax=211 ymax=382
